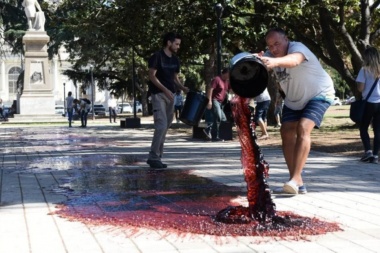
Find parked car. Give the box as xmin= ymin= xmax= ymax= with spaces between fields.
xmin=344 ymin=96 xmax=356 ymax=105
xmin=92 ymin=104 xmax=106 ymax=116
xmin=118 ymin=103 xmax=132 ymax=113
xmin=333 ymin=97 xmax=342 ymax=106
xmin=132 ymin=101 xmax=142 ymax=113
xmin=55 ymin=105 xmax=65 ymax=116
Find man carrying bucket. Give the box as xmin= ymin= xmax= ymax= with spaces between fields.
xmin=258 ymin=27 xmax=335 ymax=194
xmin=146 ymin=32 xmax=189 ymax=169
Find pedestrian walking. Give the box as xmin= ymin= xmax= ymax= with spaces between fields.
xmin=66 ymin=91 xmax=74 ymax=127
xmin=108 ymin=94 xmax=117 ymax=123
xmin=254 ymin=88 xmax=271 ymax=140
xmin=356 ymin=46 xmax=380 ymax=164
xmin=174 ymin=90 xmax=184 ymax=123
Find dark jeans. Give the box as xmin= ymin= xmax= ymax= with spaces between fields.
xmin=0 ymin=108 xmax=6 ymax=120
xmin=174 ymin=105 xmax=182 ymax=120
xmin=205 ymin=99 xmax=226 ymax=139
xmin=81 ymin=110 xmax=88 ymax=126
xmin=360 ymin=102 xmax=380 ymax=156
xmin=109 ymin=107 xmax=117 ymax=122
xmin=67 ymin=108 xmax=73 ymax=125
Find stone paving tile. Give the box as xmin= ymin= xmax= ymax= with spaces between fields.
xmin=1 ymin=122 xmax=380 ymax=252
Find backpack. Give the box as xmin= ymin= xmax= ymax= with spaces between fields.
xmin=82 ymin=98 xmax=91 ymax=104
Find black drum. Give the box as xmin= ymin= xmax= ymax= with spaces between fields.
xmin=179 ymin=91 xmax=209 ymax=126
xmin=229 ymin=52 xmax=268 ymax=98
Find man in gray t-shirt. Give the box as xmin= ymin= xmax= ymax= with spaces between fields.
xmin=258 ymin=28 xmax=335 ymax=195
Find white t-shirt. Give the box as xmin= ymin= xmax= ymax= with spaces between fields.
xmin=174 ymin=93 xmax=183 ymax=106
xmin=255 ymin=88 xmax=271 ymax=102
xmin=107 ymin=97 xmax=117 ymax=108
xmin=266 ymin=42 xmax=335 ymax=110
xmin=356 ymin=68 xmax=380 ymax=103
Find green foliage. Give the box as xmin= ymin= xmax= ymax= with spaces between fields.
xmin=2 ymin=0 xmax=380 ymax=103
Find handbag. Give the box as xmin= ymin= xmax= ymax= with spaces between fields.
xmin=350 ymin=78 xmax=379 ymax=123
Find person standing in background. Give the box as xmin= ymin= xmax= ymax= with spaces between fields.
xmin=356 ymin=46 xmax=380 ymax=164
xmin=174 ymin=90 xmax=184 ymax=123
xmin=108 ymin=94 xmax=117 ymax=123
xmin=66 ymin=91 xmax=74 ymax=127
xmin=146 ymin=32 xmax=189 ymax=169
xmin=254 ymin=88 xmax=271 ymax=140
xmin=204 ymin=67 xmax=230 ymax=142
xmin=0 ymin=98 xmax=8 ymax=121
xmin=274 ymin=91 xmax=284 ymax=128
xmin=73 ymin=98 xmax=91 ymax=128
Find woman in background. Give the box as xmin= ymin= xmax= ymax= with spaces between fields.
xmin=356 ymin=46 xmax=380 ymax=164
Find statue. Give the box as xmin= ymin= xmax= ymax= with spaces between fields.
xmin=22 ymin=0 xmax=45 ymax=31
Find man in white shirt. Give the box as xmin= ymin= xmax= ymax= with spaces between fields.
xmin=259 ymin=28 xmax=335 ymax=195
xmin=107 ymin=94 xmax=117 ymax=123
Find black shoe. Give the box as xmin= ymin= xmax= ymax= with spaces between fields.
xmin=147 ymin=159 xmax=167 ymax=168
xmin=360 ymin=151 xmax=373 ymax=162
xmin=212 ymin=138 xmax=224 ymax=142
xmin=369 ymin=156 xmax=379 ymax=164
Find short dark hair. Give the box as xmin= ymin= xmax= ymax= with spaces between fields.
xmin=265 ymin=27 xmax=286 ymax=39
xmin=68 ymin=91 xmax=72 ymax=96
xmin=162 ymin=32 xmax=182 ymax=47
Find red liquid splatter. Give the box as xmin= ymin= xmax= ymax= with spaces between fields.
xmin=53 ymin=96 xmax=342 ymax=239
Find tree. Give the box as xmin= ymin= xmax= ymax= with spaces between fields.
xmin=228 ymin=0 xmax=380 ymax=98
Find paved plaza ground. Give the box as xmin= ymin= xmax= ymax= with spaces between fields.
xmin=0 ymin=117 xmax=380 ymax=253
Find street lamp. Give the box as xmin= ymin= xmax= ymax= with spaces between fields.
xmin=63 ymin=82 xmax=66 ymax=115
xmin=132 ymin=49 xmax=137 ymax=119
xmin=215 ymin=3 xmax=224 ymax=76
xmin=89 ymin=64 xmax=95 ymax=120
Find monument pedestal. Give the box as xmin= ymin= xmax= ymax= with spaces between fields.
xmin=20 ymin=31 xmax=55 ymax=115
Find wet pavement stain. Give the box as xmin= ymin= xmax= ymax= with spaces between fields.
xmin=0 ymin=126 xmax=341 ymax=239
xmin=53 ymin=159 xmax=341 ymax=238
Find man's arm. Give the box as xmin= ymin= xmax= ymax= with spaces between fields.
xmin=260 ymin=52 xmax=305 ymax=69
xmin=206 ymin=81 xmax=214 ymax=110
xmin=174 ymin=73 xmax=189 ymax=92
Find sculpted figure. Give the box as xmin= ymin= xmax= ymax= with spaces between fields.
xmin=22 ymin=0 xmax=45 ymax=31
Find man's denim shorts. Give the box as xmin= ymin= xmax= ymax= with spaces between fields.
xmin=282 ymin=100 xmax=330 ymax=128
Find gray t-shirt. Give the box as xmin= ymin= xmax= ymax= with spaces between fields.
xmin=266 ymin=42 xmax=335 ymax=110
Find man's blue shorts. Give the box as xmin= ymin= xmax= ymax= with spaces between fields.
xmin=282 ymin=100 xmax=330 ymax=128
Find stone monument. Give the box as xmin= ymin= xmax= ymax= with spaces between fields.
xmin=19 ymin=0 xmax=56 ymax=117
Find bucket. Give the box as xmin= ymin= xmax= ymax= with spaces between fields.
xmin=179 ymin=91 xmax=209 ymax=126
xmin=229 ymin=52 xmax=268 ymax=98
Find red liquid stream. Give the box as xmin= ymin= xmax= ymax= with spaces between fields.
xmin=215 ymin=96 xmax=276 ymax=224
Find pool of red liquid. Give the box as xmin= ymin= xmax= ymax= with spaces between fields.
xmin=53 ymin=168 xmax=341 ymax=239
xmin=53 ymin=96 xmax=341 ymax=239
